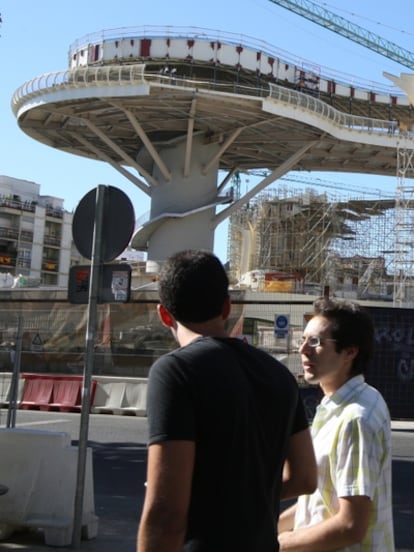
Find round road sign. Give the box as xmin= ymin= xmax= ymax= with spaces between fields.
xmin=72 ymin=186 xmax=135 ymax=262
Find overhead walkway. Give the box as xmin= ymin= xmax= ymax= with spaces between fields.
xmin=11 ymin=26 xmax=414 ymax=264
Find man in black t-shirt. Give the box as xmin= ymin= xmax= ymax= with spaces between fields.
xmin=137 ymin=250 xmax=316 ymax=552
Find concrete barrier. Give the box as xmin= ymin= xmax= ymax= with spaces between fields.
xmin=19 ymin=374 xmax=97 ymax=412
xmin=20 ymin=377 xmax=54 ymax=410
xmin=1 ymin=372 xmax=147 ymax=416
xmin=91 ymin=380 xmax=126 ymax=414
xmin=0 ymin=428 xmax=98 ymax=546
xmin=48 ymin=378 xmax=82 ymax=412
xmin=0 ymin=373 xmax=12 ymax=407
xmin=112 ymin=380 xmax=147 ymax=416
xmin=91 ymin=376 xmax=147 ymax=416
xmin=0 ymin=372 xmax=24 ymax=408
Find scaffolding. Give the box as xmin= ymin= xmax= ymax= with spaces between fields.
xmin=393 ymin=145 xmax=414 ymax=306
xmin=228 ymin=182 xmax=396 ymax=298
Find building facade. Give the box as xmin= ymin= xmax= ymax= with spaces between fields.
xmin=0 ymin=176 xmax=83 ymax=287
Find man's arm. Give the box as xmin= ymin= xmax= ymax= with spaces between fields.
xmin=281 ymin=427 xmax=317 ymax=501
xmin=137 ymin=440 xmax=195 ymax=552
xmin=278 ymin=495 xmax=372 ymax=551
xmin=278 ymin=503 xmax=297 ymax=533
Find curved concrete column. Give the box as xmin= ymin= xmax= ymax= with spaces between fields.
xmin=133 ymin=135 xmax=221 ymax=263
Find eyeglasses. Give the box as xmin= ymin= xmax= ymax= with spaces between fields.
xmin=295 ymin=336 xmax=337 ymax=348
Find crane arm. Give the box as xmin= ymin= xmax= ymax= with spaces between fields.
xmin=268 ymin=0 xmax=414 ymax=70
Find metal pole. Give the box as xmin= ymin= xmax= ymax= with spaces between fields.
xmin=6 ymin=315 xmax=23 ymax=428
xmin=72 ymin=185 xmax=106 ymax=549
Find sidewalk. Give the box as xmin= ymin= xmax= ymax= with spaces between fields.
xmin=392 ymin=420 xmax=414 ymax=431
xmin=0 ymin=440 xmax=145 ymax=551
xmin=1 ymin=422 xmax=413 ymax=551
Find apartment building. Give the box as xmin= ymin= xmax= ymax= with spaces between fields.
xmin=0 ymin=175 xmax=82 ymax=287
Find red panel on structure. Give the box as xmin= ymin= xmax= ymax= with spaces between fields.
xmin=140 ymin=39 xmax=151 ymax=57
xmin=93 ymin=45 xmax=100 ymax=62
xmin=187 ymin=39 xmax=195 ymax=48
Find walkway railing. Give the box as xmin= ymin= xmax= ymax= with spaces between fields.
xmin=268 ymin=82 xmax=403 ymax=136
xmin=12 ymin=65 xmax=146 ymax=114
xmin=12 ymin=63 xmax=412 ymax=140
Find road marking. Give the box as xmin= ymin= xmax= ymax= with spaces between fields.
xmin=0 ymin=419 xmax=70 ymax=428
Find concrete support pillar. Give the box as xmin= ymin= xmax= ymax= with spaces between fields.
xmin=145 ymin=136 xmax=221 ymax=263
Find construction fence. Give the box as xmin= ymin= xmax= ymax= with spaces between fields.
xmin=0 ymin=289 xmax=412 ymax=419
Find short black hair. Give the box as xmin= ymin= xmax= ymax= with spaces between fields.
xmin=313 ymin=297 xmax=375 ymax=376
xmin=158 ymin=250 xmax=229 ymax=324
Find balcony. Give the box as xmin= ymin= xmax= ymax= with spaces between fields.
xmin=0 ymin=227 xmax=19 ymax=240
xmin=0 ymin=253 xmax=16 ymax=267
xmin=42 ymin=259 xmax=59 ymax=272
xmin=43 ymin=234 xmax=61 ymax=247
xmin=0 ymin=196 xmax=36 ymax=213
xmin=20 ymin=230 xmax=34 ymax=243
xmin=45 ymin=206 xmax=63 ymax=219
xmin=16 ymin=258 xmax=31 ymax=269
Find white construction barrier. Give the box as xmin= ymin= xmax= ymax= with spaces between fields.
xmin=0 ymin=373 xmax=11 ymax=407
xmin=0 ymin=428 xmax=98 ymax=546
xmin=91 ymin=376 xmax=147 ymax=416
xmin=0 ymin=372 xmax=23 ymax=407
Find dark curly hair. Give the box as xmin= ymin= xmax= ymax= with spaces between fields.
xmin=158 ymin=250 xmax=229 ymax=324
xmin=313 ymin=297 xmax=375 ymax=376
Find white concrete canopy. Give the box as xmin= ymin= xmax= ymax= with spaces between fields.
xmin=11 ymin=27 xmax=414 ymax=264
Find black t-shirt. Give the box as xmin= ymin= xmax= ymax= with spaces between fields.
xmin=146 ymin=336 xmax=308 ymax=552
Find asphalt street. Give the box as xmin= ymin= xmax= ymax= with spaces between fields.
xmin=0 ymin=410 xmax=413 ymax=551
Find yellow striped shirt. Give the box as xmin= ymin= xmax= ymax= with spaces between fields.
xmin=294 ymin=375 xmax=394 ymax=551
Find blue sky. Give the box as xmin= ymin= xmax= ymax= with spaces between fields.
xmin=1 ymin=0 xmax=413 ymax=262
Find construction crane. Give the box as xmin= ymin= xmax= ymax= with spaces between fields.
xmin=268 ymin=0 xmax=414 ymax=70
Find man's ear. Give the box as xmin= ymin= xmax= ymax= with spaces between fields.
xmin=157 ymin=304 xmax=175 ymax=328
xmin=344 ymin=345 xmax=359 ymax=363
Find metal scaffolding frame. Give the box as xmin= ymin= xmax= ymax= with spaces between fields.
xmin=393 ymin=145 xmax=414 ymax=306
xmin=228 ymin=182 xmax=396 ymax=298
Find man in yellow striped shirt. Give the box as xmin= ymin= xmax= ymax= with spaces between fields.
xmin=278 ymin=297 xmax=394 ymax=551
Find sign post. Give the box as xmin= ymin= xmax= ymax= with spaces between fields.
xmin=70 ymin=185 xmax=135 ymax=548
xmin=72 ymin=185 xmax=105 ymax=549
xmin=6 ymin=315 xmax=23 ymax=428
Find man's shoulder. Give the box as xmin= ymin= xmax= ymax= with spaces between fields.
xmin=339 ymin=383 xmax=391 ymax=430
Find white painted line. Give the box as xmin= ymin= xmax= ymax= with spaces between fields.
xmin=0 ymin=419 xmax=70 ymax=428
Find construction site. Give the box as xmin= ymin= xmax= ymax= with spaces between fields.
xmin=2 ymin=0 xmax=414 ymax=428
xmin=227 ymin=152 xmax=414 ymax=305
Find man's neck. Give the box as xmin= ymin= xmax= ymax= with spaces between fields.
xmin=176 ymin=319 xmax=228 ymax=347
